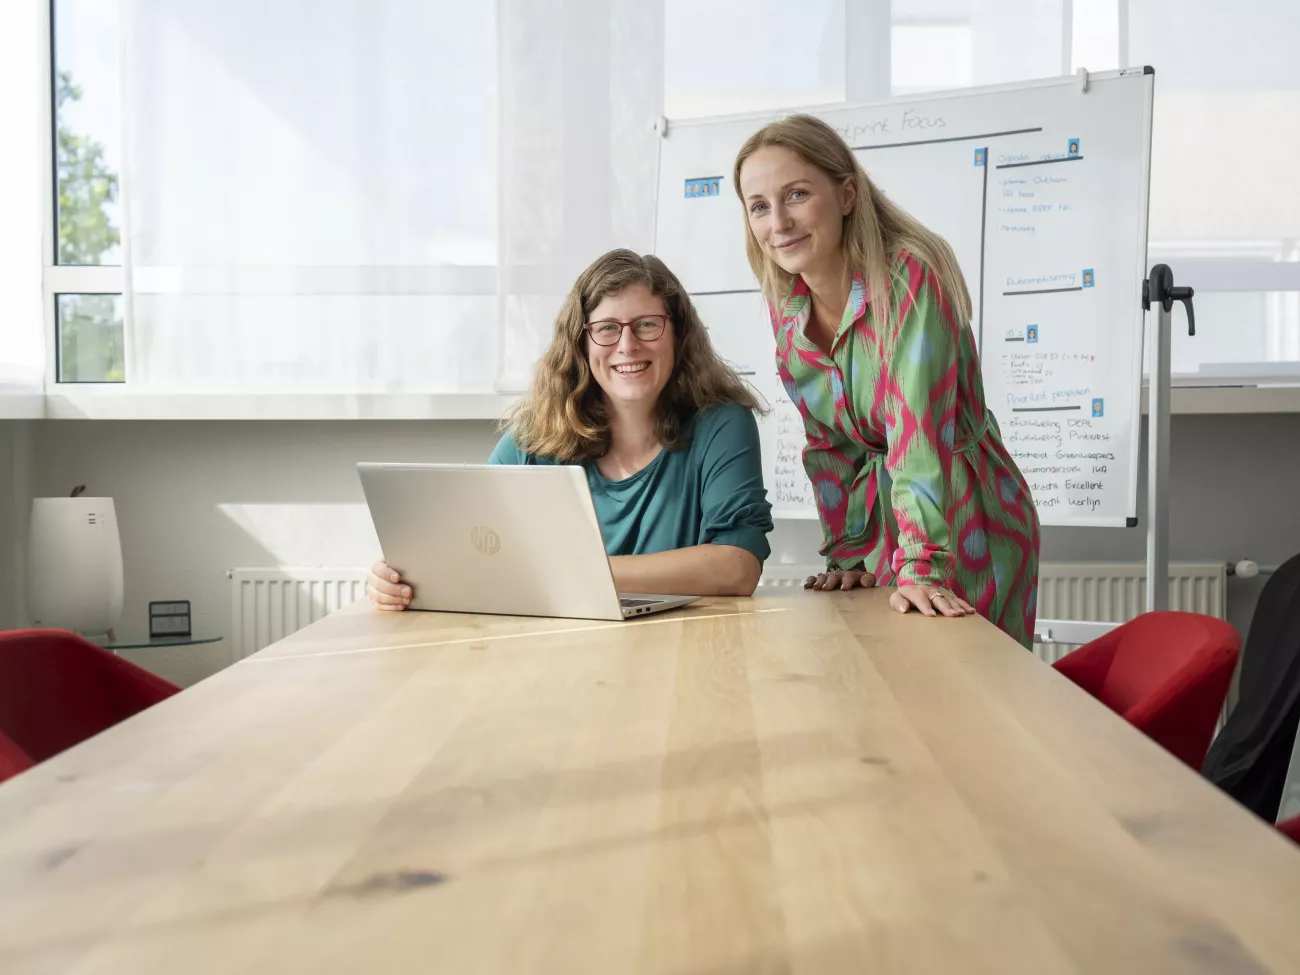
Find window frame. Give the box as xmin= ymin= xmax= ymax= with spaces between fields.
xmin=44 ymin=0 xmax=127 ymax=386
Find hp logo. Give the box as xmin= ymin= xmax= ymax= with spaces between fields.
xmin=470 ymin=525 xmax=500 ymax=555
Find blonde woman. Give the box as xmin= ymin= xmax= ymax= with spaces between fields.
xmin=734 ymin=114 xmax=1039 ymax=647
xmin=367 ymin=248 xmax=774 ymax=609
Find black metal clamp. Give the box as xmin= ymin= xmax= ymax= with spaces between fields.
xmin=1142 ymin=263 xmax=1197 ymax=336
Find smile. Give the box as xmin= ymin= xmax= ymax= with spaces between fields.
xmin=776 ymin=235 xmax=810 ymax=251
xmin=613 ymin=362 xmax=650 ymax=374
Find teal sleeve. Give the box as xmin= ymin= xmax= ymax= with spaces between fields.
xmin=488 ymin=432 xmax=528 ymax=465
xmin=693 ymin=404 xmax=774 ymax=565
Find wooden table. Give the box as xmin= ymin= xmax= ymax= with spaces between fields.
xmin=1 ymin=590 xmax=1298 ymax=973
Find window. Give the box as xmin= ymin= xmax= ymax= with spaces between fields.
xmin=130 ymin=1 xmax=498 ymax=392
xmin=887 ymin=0 xmax=1300 ymax=382
xmin=50 ymin=0 xmax=124 ymax=383
xmin=56 ymin=294 xmax=124 ymax=382
xmin=52 ymin=0 xmax=121 ymax=266
xmin=891 ymin=0 xmax=1066 ymax=96
xmin=1130 ymin=0 xmax=1300 ymax=378
xmin=36 ymin=1 xmax=1299 ymax=397
xmin=665 ymin=0 xmax=846 ymax=119
xmin=891 ymin=24 xmax=972 ymax=96
xmin=43 ymin=0 xmax=498 ymax=394
xmin=1069 ymin=0 xmax=1119 ymax=75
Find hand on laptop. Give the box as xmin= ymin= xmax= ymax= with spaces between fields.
xmin=367 ymin=559 xmax=412 ymax=611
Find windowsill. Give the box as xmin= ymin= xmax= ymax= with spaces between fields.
xmin=8 ymin=383 xmax=1300 ymax=421
xmin=1150 ymin=382 xmax=1300 ymax=415
xmin=40 ymin=389 xmax=520 ymax=420
xmin=0 ymin=385 xmax=45 ymax=419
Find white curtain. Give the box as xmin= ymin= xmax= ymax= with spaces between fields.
xmin=1129 ymin=0 xmax=1300 ymax=371
xmin=120 ymin=0 xmax=498 ymax=393
xmin=0 ymin=0 xmax=46 ymax=390
xmin=495 ymin=0 xmax=663 ymax=392
xmin=664 ymin=0 xmax=845 ymax=117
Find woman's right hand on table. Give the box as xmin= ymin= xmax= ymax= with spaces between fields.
xmin=367 ymin=559 xmax=412 ymax=611
xmin=804 ymin=569 xmax=876 ymax=591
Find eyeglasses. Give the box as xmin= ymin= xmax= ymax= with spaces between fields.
xmin=582 ymin=314 xmax=669 ymax=347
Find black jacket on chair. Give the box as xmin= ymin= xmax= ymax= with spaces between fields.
xmin=1202 ymin=552 xmax=1300 ymax=820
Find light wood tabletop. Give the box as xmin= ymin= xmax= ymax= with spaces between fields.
xmin=1 ymin=590 xmax=1298 ymax=974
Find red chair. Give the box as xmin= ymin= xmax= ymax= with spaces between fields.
xmin=0 ymin=629 xmax=180 ymax=777
xmin=0 ymin=728 xmax=33 ymax=784
xmin=1052 ymin=612 xmax=1241 ymax=769
xmin=1278 ymin=815 xmax=1300 ymax=846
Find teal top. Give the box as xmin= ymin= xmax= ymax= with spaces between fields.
xmin=488 ymin=401 xmax=773 ymax=566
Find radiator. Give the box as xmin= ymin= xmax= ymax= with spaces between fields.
xmin=758 ymin=560 xmax=1228 ymax=661
xmin=229 ymin=561 xmax=1228 ymax=664
xmin=227 ymin=567 xmax=368 ymax=661
xmin=1032 ymin=561 xmax=1227 ymax=662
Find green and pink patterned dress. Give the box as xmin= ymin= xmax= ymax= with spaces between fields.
xmin=773 ymin=250 xmax=1040 ymax=647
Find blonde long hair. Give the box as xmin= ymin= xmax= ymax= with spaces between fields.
xmin=502 ymin=248 xmax=763 ymax=462
xmin=732 ymin=114 xmax=972 ymax=330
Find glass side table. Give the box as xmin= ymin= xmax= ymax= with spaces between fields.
xmin=89 ymin=633 xmax=223 ymax=652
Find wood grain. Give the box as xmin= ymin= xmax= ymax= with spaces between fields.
xmin=1 ymin=590 xmax=1297 ymax=974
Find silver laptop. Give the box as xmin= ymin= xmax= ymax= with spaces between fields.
xmin=357 ymin=462 xmax=699 ymax=622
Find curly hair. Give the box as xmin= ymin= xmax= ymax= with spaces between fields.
xmin=502 ymin=249 xmax=764 ymax=462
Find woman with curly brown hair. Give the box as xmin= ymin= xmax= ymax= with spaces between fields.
xmin=366 ymin=248 xmax=774 ymax=609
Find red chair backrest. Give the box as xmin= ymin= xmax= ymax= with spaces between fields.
xmin=1055 ymin=612 xmax=1241 ymax=769
xmin=0 ymin=629 xmax=180 ymax=765
xmin=0 ymin=728 xmax=33 ymax=784
xmin=1102 ymin=613 xmax=1240 ymax=716
xmin=1277 ymin=814 xmax=1300 ymax=846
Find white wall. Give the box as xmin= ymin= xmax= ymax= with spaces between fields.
xmin=17 ymin=419 xmax=499 ymax=684
xmin=2 ymin=412 xmax=1298 ymax=686
xmin=0 ymin=422 xmax=34 ymax=634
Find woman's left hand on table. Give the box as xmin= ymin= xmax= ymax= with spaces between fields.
xmin=890 ymin=584 xmax=976 ymax=618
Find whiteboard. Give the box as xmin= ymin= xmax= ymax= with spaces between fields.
xmin=655 ymin=69 xmax=1154 ymax=528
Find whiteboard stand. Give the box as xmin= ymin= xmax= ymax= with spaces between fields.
xmin=1033 ymin=265 xmax=1196 ymax=646
xmin=1142 ymin=264 xmax=1196 ymax=613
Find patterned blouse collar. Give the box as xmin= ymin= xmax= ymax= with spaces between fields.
xmin=779 ymin=270 xmax=871 ymax=343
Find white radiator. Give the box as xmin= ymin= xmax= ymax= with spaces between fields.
xmin=1033 ymin=561 xmax=1227 ymax=662
xmin=759 ymin=560 xmax=1228 ymax=661
xmin=227 ymin=567 xmax=368 ymax=661
xmin=230 ymin=561 xmax=1228 ymax=665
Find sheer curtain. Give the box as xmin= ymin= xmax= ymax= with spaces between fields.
xmin=890 ymin=0 xmax=1066 ymax=95
xmin=0 ymin=0 xmax=46 ymax=390
xmin=120 ymin=0 xmax=497 ymax=393
xmin=495 ymin=0 xmax=663 ymax=392
xmin=664 ymin=0 xmax=845 ymax=118
xmin=1129 ymin=0 xmax=1300 ymax=375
